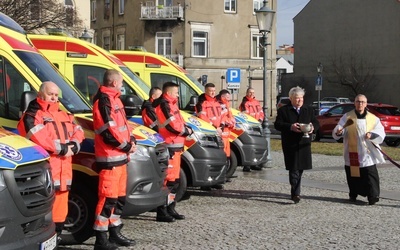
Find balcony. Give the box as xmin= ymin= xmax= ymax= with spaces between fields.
xmin=165 ymin=54 xmax=184 ymax=67
xmin=140 ymin=3 xmax=184 ymax=20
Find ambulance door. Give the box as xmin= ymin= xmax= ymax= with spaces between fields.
xmin=0 ymin=56 xmax=34 ymax=126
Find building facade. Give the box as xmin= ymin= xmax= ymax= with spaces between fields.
xmin=90 ymin=0 xmax=278 ymax=116
xmin=290 ymin=0 xmax=400 ymax=106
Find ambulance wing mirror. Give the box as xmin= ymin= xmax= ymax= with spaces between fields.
xmin=186 ymin=95 xmax=198 ymax=112
xmin=120 ymin=95 xmax=142 ymax=117
xmin=20 ymin=91 xmax=37 ymax=118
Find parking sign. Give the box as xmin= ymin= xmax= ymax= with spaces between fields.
xmin=226 ymin=68 xmax=241 ymax=89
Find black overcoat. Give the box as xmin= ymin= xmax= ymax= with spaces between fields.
xmin=274 ymin=104 xmax=320 ymax=170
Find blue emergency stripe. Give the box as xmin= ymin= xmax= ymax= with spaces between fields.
xmin=0 ymin=145 xmax=49 ymax=170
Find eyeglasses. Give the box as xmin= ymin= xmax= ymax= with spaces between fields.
xmin=355 ymin=100 xmax=366 ymax=104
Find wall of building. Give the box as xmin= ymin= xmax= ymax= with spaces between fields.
xmin=292 ymin=0 xmax=400 ymax=106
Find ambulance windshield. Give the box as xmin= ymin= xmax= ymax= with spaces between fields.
xmin=14 ymin=51 xmax=92 ymax=113
xmin=119 ymin=66 xmax=150 ymax=94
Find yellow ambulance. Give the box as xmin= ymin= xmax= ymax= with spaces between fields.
xmin=112 ymin=50 xmax=269 ymax=172
xmin=0 ymin=16 xmax=168 ymax=244
xmin=28 ymin=34 xmax=228 ymax=201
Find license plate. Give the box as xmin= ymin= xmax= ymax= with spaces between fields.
xmin=391 ymin=126 xmax=400 ymax=130
xmin=40 ymin=233 xmax=57 ymax=250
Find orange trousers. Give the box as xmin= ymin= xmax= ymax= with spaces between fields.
xmin=93 ymin=164 xmax=127 ymax=231
xmin=164 ymin=151 xmax=182 ymax=184
xmin=52 ymin=190 xmax=69 ymax=223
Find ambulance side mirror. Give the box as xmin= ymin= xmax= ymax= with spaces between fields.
xmin=120 ymin=95 xmax=142 ymax=117
xmin=187 ymin=95 xmax=198 ymax=112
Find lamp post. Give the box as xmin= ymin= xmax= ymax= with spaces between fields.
xmin=316 ymin=63 xmax=323 ymax=115
xmin=79 ymin=28 xmax=93 ymax=43
xmin=255 ymin=0 xmax=275 ymax=163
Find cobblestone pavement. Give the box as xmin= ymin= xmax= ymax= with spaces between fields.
xmin=60 ymin=151 xmax=400 ymax=250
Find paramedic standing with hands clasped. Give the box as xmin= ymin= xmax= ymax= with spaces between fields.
xmin=92 ymin=69 xmax=137 ymax=250
xmin=18 ymin=81 xmax=84 ymax=241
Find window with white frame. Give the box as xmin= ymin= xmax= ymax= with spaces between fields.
xmin=190 ymin=22 xmax=211 ymax=58
xmin=116 ymin=34 xmax=125 ymax=50
xmin=156 ymin=32 xmax=172 ymax=57
xmin=253 ymin=0 xmax=262 ymax=14
xmin=65 ymin=0 xmax=74 ymax=27
xmin=91 ymin=0 xmax=96 ymax=20
xmin=224 ymin=0 xmax=236 ymax=13
xmin=104 ymin=0 xmax=110 ymax=19
xmin=119 ymin=0 xmax=124 ymax=15
xmin=192 ymin=31 xmax=208 ymax=57
xmin=251 ymin=32 xmax=263 ymax=59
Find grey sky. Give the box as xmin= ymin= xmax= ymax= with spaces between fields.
xmin=277 ymin=0 xmax=310 ymax=46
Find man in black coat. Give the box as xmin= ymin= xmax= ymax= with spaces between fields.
xmin=274 ymin=86 xmax=320 ymax=203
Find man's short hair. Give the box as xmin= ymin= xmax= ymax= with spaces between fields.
xmin=162 ymin=82 xmax=179 ymax=93
xmin=219 ymin=89 xmax=230 ymax=96
xmin=103 ymin=69 xmax=121 ymax=86
xmin=205 ymin=83 xmax=215 ymax=89
xmin=149 ymin=87 xmax=161 ymax=97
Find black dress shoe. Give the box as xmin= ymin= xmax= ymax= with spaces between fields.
xmin=291 ymin=195 xmax=301 ymax=203
xmin=212 ymin=184 xmax=224 ymax=190
xmin=368 ymin=197 xmax=379 ymax=205
xmin=243 ymin=166 xmax=251 ymax=172
xmin=349 ymin=195 xmax=357 ymax=202
xmin=250 ymin=165 xmax=263 ymax=171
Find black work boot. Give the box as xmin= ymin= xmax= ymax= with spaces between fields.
xmin=109 ymin=224 xmax=136 ymax=247
xmin=167 ymin=201 xmax=185 ymax=220
xmin=55 ymin=222 xmax=64 ymax=245
xmin=94 ymin=231 xmax=119 ymax=250
xmin=156 ymin=205 xmax=176 ymax=222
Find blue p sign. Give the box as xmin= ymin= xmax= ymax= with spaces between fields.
xmin=227 ymin=68 xmax=241 ymax=83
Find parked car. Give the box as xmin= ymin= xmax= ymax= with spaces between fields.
xmin=277 ymin=97 xmax=291 ymax=109
xmin=321 ymin=97 xmax=351 ymax=103
xmin=314 ymin=103 xmax=400 ymax=146
xmin=311 ymin=101 xmax=340 ymax=115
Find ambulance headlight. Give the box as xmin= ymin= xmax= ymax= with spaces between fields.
xmin=130 ymin=145 xmax=150 ymax=161
xmin=0 ymin=172 xmax=5 ymax=192
xmin=191 ymin=131 xmax=218 ymax=148
xmin=236 ymin=122 xmax=262 ymax=136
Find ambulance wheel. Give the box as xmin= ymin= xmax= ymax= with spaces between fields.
xmin=175 ymin=168 xmax=187 ymax=202
xmin=60 ymin=182 xmax=97 ymax=244
xmin=226 ymin=150 xmax=238 ymax=178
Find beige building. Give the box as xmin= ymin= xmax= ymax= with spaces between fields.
xmin=289 ymin=0 xmax=400 ymax=106
xmin=90 ymin=0 xmax=278 ymax=116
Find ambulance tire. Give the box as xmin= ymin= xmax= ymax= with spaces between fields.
xmin=60 ymin=182 xmax=97 ymax=245
xmin=175 ymin=168 xmax=187 ymax=202
xmin=226 ymin=150 xmax=238 ymax=178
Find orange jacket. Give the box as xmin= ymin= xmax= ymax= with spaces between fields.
xmin=153 ymin=93 xmax=190 ymax=147
xmin=18 ymin=97 xmax=84 ymax=191
xmin=239 ymin=96 xmax=264 ymax=122
xmin=216 ymin=95 xmax=236 ymax=130
xmin=196 ymin=93 xmax=223 ymax=128
xmin=141 ymin=98 xmax=158 ymax=131
xmin=92 ymin=86 xmax=134 ymax=169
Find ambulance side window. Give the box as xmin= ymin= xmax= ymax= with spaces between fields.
xmin=73 ymin=65 xmax=106 ymax=104
xmin=0 ymin=57 xmax=32 ymax=120
xmin=149 ymin=73 xmax=196 ymax=109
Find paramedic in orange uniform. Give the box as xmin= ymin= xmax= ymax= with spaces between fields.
xmin=18 ymin=81 xmax=84 ymax=240
xmin=92 ymin=69 xmax=136 ymax=249
xmin=153 ymin=82 xmax=192 ymax=221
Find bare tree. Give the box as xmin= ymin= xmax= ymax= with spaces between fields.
xmin=0 ymin=0 xmax=83 ymax=35
xmin=326 ymin=49 xmax=379 ymax=99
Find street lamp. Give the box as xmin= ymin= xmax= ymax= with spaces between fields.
xmin=316 ymin=62 xmax=323 ymax=115
xmin=255 ymin=0 xmax=275 ymax=163
xmin=79 ymin=28 xmax=92 ymax=43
